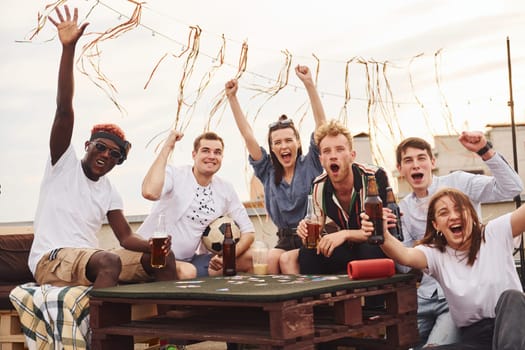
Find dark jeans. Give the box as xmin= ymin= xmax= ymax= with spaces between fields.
xmin=298 ymin=241 xmax=385 ymax=274
xmin=432 ymin=289 xmax=525 ymax=350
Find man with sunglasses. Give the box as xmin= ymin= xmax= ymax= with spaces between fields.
xmin=28 ymin=5 xmax=177 ymax=289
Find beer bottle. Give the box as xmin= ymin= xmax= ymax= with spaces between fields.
xmin=305 ymin=194 xmax=321 ymax=249
xmin=364 ymin=175 xmax=384 ymax=245
xmin=386 ymin=187 xmax=404 ymax=241
xmin=222 ymin=223 xmax=236 ymax=276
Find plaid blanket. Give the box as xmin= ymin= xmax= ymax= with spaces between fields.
xmin=9 ymin=283 xmax=92 ymax=350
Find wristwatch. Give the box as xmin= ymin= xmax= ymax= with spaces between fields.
xmin=476 ymin=141 xmax=493 ymax=156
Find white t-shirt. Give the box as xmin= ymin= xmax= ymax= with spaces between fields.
xmin=137 ymin=165 xmax=254 ymax=261
xmin=400 ymin=153 xmax=524 ymax=299
xmin=28 ymin=145 xmax=123 ymax=274
xmin=417 ymin=213 xmax=522 ymax=327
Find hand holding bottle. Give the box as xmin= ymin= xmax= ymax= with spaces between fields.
xmin=364 ymin=175 xmax=384 ymax=245
xmin=305 ymin=194 xmax=321 ymax=249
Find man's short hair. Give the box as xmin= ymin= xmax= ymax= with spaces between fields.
xmin=395 ymin=137 xmax=433 ymax=166
xmin=314 ymin=119 xmax=353 ymax=150
xmin=193 ymin=132 xmax=224 ymax=152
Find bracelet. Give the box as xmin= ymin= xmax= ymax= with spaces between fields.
xmin=476 ymin=141 xmax=493 ymax=156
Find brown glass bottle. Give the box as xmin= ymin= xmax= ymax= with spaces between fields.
xmin=364 ymin=175 xmax=384 ymax=245
xmin=386 ymin=187 xmax=404 ymax=241
xmin=222 ymin=222 xmax=236 ymax=276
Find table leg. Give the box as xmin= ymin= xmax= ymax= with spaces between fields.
xmin=90 ymin=299 xmax=134 ymax=350
xmin=265 ymin=302 xmax=314 ymax=340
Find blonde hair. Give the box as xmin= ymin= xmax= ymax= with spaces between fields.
xmin=314 ymin=119 xmax=353 ymax=149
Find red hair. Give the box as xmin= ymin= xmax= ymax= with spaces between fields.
xmin=90 ymin=123 xmax=131 ymax=164
xmin=91 ymin=123 xmax=127 ymax=141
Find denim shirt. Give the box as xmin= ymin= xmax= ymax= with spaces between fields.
xmin=249 ymin=133 xmax=322 ymax=229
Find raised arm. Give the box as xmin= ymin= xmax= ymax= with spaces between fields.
xmin=295 ymin=65 xmax=327 ymax=129
xmin=511 ymin=204 xmax=525 ymax=238
xmin=225 ymin=79 xmax=263 ymax=161
xmin=361 ymin=211 xmax=428 ymax=270
xmin=142 ymin=130 xmax=183 ymax=200
xmin=458 ymin=131 xmax=523 ymax=198
xmin=48 ymin=6 xmax=89 ymax=165
xmin=458 ymin=131 xmax=496 ymax=161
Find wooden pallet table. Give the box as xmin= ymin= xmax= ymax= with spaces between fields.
xmin=90 ymin=274 xmax=418 ymax=350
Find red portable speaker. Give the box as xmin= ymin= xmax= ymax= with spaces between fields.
xmin=347 ymin=258 xmax=395 ymax=280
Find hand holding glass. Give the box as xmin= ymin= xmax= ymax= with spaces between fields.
xmin=151 ymin=214 xmax=168 ymax=268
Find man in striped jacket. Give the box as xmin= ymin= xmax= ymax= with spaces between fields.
xmin=296 ymin=120 xmax=390 ymax=275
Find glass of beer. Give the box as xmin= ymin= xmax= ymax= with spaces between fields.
xmin=151 ymin=214 xmax=168 ymax=268
xmin=252 ymin=241 xmax=268 ymax=275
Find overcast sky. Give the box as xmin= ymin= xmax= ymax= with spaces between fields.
xmin=2 ymin=0 xmax=525 ymax=223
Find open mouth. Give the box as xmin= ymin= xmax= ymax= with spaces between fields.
xmin=281 ymin=151 xmax=292 ymax=162
xmin=330 ymin=164 xmax=340 ymax=172
xmin=96 ymin=159 xmax=106 ymax=167
xmin=450 ymin=224 xmax=462 ymax=234
xmin=411 ymin=173 xmax=423 ymax=181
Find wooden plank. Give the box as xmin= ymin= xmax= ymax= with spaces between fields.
xmin=91 ymin=334 xmax=134 ymax=350
xmin=333 ymin=297 xmax=363 ymax=326
xmin=90 ymin=300 xmax=132 ymax=329
xmin=268 ymin=304 xmax=314 ymax=339
xmin=385 ymin=314 xmax=419 ymax=348
xmin=385 ymin=284 xmax=418 ymax=315
xmin=0 ymin=311 xmax=25 ymax=349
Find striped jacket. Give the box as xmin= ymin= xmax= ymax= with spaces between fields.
xmin=311 ymin=162 xmax=389 ymax=233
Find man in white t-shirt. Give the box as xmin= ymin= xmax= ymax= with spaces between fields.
xmin=29 ymin=5 xmax=177 ymax=289
xmin=138 ymin=130 xmax=255 ymax=279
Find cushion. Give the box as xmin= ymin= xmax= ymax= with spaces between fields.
xmin=0 ymin=234 xmax=34 ymax=284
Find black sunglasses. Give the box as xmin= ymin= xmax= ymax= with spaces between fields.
xmin=268 ymin=119 xmax=294 ymax=129
xmin=92 ymin=142 xmax=123 ymax=160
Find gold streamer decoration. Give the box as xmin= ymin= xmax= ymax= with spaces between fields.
xmin=381 ymin=61 xmax=404 ymax=144
xmin=76 ymin=0 xmax=145 ymax=116
xmin=144 ymin=25 xmax=203 ymax=150
xmin=359 ymin=58 xmax=388 ymax=167
xmin=338 ymin=56 xmax=357 ymax=126
xmin=24 ymin=0 xmax=483 ymax=164
xmin=26 ymin=0 xmax=68 ymax=41
xmin=207 ymin=40 xmax=248 ymax=125
xmin=408 ymin=53 xmax=437 ymax=135
xmin=186 ymin=34 xmax=226 ymax=133
xmin=434 ymin=48 xmax=460 ymax=135
xmin=171 ymin=25 xmax=202 ymax=132
xmin=247 ymin=49 xmax=293 ymax=123
xmin=294 ymin=54 xmax=321 ymax=129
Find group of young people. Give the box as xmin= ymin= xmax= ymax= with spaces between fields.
xmin=28 ymin=5 xmax=525 ymax=349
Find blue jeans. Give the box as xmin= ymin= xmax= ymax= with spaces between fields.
xmin=190 ymin=254 xmax=212 ymax=277
xmin=415 ymin=293 xmax=460 ymax=349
